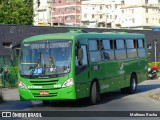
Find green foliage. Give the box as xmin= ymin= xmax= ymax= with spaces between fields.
xmin=148 ymin=52 xmax=151 ymax=58
xmin=7 ymin=66 xmax=18 ymax=87
xmin=0 ymin=0 xmax=33 ymax=25
xmin=148 ymin=62 xmax=160 ymax=67
xmin=0 ymin=66 xmax=18 ymax=88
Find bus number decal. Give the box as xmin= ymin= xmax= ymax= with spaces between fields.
xmin=53 ymin=84 xmax=61 ymax=88
xmin=93 ymin=65 xmax=99 ymax=71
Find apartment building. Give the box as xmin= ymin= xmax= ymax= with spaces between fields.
xmin=33 ymin=0 xmax=160 ymax=29
xmin=33 ymin=0 xmax=49 ymax=26
xmin=81 ymin=0 xmax=122 ymax=28
xmin=81 ymin=0 xmax=160 ymax=29
xmin=47 ymin=0 xmax=81 ymax=26
xmin=120 ymin=0 xmax=160 ymax=29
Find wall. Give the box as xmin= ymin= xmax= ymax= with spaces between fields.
xmin=0 ymin=24 xmax=159 ymax=62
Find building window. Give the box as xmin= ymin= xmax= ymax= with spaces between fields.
xmin=132 ymin=9 xmax=134 ymax=13
xmin=92 ymin=14 xmax=95 ymax=19
xmin=3 ymin=42 xmax=12 ymax=48
xmin=100 ymin=15 xmax=103 ymax=19
xmin=84 ymin=14 xmax=87 ymax=18
xmin=122 ymin=10 xmax=124 ymax=13
xmin=110 ymin=15 xmax=112 ymax=19
xmin=145 ymin=0 xmax=148 ymax=4
xmin=100 ymin=5 xmax=102 ymax=10
xmin=159 ymin=0 xmax=160 ymax=4
xmin=146 ymin=18 xmax=149 ymax=23
xmin=132 ymin=18 xmax=135 ymax=23
xmin=115 ymin=15 xmax=117 ymax=19
xmin=146 ymin=8 xmax=148 ymax=13
xmin=121 ymin=0 xmax=125 ymax=5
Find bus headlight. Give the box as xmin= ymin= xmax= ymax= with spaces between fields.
xmin=62 ymin=78 xmax=73 ymax=88
xmin=18 ymin=81 xmax=27 ymax=89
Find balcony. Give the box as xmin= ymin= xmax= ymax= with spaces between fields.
xmin=121 ymin=4 xmax=160 ymax=9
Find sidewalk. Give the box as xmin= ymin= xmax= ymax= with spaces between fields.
xmin=147 ymin=74 xmax=160 ymax=101
xmin=148 ymin=89 xmax=160 ymax=101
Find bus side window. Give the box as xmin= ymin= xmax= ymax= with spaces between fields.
xmin=89 ymin=39 xmax=101 ymax=62
xmin=137 ymin=39 xmax=146 ymax=57
xmin=126 ymin=39 xmax=137 ymax=58
xmin=115 ymin=39 xmax=127 ymax=60
xmin=101 ymin=40 xmax=114 ymax=60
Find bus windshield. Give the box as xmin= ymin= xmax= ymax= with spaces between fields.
xmin=20 ymin=40 xmax=72 ymax=78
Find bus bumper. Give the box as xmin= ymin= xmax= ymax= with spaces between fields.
xmin=18 ymin=86 xmax=76 ymax=100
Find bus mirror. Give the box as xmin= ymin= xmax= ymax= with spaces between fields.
xmin=78 ymin=48 xmax=83 ymax=64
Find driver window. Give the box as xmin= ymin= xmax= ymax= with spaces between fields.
xmin=75 ymin=45 xmax=88 ymax=66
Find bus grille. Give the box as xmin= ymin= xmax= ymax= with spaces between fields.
xmin=29 ymin=79 xmax=58 ymax=86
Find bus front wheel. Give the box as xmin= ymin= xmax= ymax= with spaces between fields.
xmin=89 ymin=81 xmax=100 ymax=105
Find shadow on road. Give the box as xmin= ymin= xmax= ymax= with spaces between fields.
xmin=137 ymin=84 xmax=160 ymax=93
xmin=40 ymin=82 xmax=160 ymax=107
xmin=1 ymin=80 xmax=160 ymax=110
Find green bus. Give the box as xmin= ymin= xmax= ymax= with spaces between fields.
xmin=18 ymin=29 xmax=148 ymax=105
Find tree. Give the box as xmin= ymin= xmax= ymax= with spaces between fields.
xmin=0 ymin=0 xmax=33 ymax=25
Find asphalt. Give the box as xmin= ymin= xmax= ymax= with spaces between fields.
xmin=1 ymin=79 xmax=160 ymax=103
xmin=147 ymin=76 xmax=160 ymax=101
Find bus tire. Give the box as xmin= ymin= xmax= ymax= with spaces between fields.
xmin=121 ymin=74 xmax=137 ymax=94
xmin=128 ymin=74 xmax=137 ymax=94
xmin=42 ymin=100 xmax=50 ymax=105
xmin=89 ymin=81 xmax=100 ymax=105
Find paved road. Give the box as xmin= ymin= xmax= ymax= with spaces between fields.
xmin=1 ymin=79 xmax=160 ymax=120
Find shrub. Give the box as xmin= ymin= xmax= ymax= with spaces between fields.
xmin=148 ymin=62 xmax=160 ymax=67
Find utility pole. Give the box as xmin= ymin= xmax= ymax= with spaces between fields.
xmin=154 ymin=39 xmax=157 ymax=65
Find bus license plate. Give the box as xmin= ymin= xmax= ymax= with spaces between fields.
xmin=40 ymin=91 xmax=49 ymax=95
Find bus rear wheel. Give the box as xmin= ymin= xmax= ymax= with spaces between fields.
xmin=89 ymin=81 xmax=100 ymax=105
xmin=121 ymin=74 xmax=137 ymax=94
xmin=128 ymin=74 xmax=137 ymax=94
xmin=42 ymin=100 xmax=50 ymax=105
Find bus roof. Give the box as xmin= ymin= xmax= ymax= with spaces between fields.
xmin=23 ymin=29 xmax=145 ymax=43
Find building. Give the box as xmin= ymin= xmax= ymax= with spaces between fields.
xmin=48 ymin=0 xmax=81 ymax=26
xmin=33 ymin=0 xmax=49 ymax=26
xmin=120 ymin=0 xmax=160 ymax=29
xmin=81 ymin=0 xmax=122 ymax=28
xmin=33 ymin=0 xmax=160 ymax=29
xmin=81 ymin=0 xmax=160 ymax=29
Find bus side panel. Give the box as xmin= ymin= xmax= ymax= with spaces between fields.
xmin=137 ymin=59 xmax=148 ymax=83
xmin=123 ymin=58 xmax=148 ymax=84
xmin=75 ymin=68 xmax=90 ymax=99
xmin=91 ymin=61 xmax=126 ymax=94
